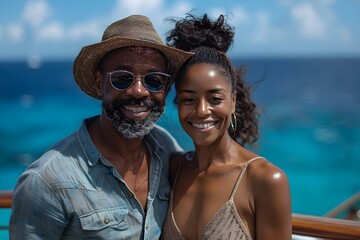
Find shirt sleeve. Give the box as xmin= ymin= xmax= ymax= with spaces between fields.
xmin=9 ymin=172 xmax=67 ymax=240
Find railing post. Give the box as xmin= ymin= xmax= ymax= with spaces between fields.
xmin=0 ymin=191 xmax=12 ymax=208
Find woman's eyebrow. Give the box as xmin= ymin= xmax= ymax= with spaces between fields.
xmin=178 ymin=88 xmax=226 ymax=94
xmin=207 ymin=88 xmax=226 ymax=94
xmin=178 ymin=89 xmax=196 ymax=94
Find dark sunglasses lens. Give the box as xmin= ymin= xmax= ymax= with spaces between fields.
xmin=144 ymin=73 xmax=167 ymax=92
xmin=110 ymin=72 xmax=134 ymax=90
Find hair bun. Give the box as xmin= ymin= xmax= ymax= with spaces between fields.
xmin=166 ymin=13 xmax=235 ymax=53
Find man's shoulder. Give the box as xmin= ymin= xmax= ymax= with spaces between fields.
xmin=150 ymin=124 xmax=176 ymax=143
xmin=22 ymin=131 xmax=83 ymax=183
xmin=150 ymin=124 xmax=172 ymax=137
xmin=148 ymin=124 xmax=183 ymax=151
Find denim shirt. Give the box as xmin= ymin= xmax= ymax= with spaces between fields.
xmin=10 ymin=116 xmax=182 ymax=240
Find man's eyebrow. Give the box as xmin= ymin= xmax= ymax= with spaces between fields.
xmin=113 ymin=64 xmax=130 ymax=70
xmin=113 ymin=64 xmax=164 ymax=72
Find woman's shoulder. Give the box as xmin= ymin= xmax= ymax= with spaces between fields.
xmin=245 ymin=157 xmax=292 ymax=237
xmin=245 ymin=157 xmax=289 ymax=192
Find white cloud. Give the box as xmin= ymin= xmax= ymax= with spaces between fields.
xmin=166 ymin=1 xmax=193 ymax=18
xmin=68 ymin=21 xmax=103 ymax=40
xmin=291 ymin=3 xmax=327 ymax=39
xmin=282 ymin=0 xmax=352 ymax=45
xmin=115 ymin=0 xmax=162 ymax=13
xmin=207 ymin=8 xmax=227 ymax=19
xmin=153 ymin=1 xmax=194 ymax=39
xmin=7 ymin=23 xmax=24 ymax=41
xmin=252 ymin=11 xmax=271 ymax=43
xmin=36 ymin=21 xmax=64 ymax=41
xmin=22 ymin=0 xmax=51 ymax=28
xmin=109 ymin=0 xmax=194 ymax=40
xmin=1 ymin=0 xmax=357 ymax=58
xmin=231 ymin=7 xmax=249 ymax=25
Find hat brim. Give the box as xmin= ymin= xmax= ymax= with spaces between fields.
xmin=73 ymin=37 xmax=193 ymax=99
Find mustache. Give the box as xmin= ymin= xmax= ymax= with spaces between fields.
xmin=113 ymin=98 xmax=158 ymax=108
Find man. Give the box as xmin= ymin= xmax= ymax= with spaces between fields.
xmin=9 ymin=15 xmax=192 ymax=239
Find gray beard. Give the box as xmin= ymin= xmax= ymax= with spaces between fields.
xmin=103 ymin=98 xmax=164 ymax=139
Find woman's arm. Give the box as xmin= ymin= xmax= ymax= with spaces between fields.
xmin=253 ymin=161 xmax=292 ymax=240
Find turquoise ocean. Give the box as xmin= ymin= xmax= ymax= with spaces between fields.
xmin=1 ymin=58 xmax=359 ymax=238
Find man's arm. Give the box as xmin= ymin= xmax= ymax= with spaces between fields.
xmin=10 ymin=172 xmax=67 ymax=239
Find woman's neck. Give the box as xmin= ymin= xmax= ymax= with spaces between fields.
xmin=193 ymin=134 xmax=236 ymax=172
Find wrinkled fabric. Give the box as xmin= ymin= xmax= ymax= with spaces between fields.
xmin=10 ymin=116 xmax=182 ymax=240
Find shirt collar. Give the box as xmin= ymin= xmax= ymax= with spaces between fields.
xmin=77 ymin=116 xmax=165 ymax=166
xmin=77 ymin=116 xmax=101 ymax=166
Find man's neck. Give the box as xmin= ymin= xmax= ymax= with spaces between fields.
xmin=88 ymin=115 xmax=150 ymax=210
xmin=89 ymin=115 xmax=145 ymax=163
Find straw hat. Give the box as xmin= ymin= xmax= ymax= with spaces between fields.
xmin=73 ymin=15 xmax=193 ymax=99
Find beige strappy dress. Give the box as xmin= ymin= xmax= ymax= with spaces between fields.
xmin=162 ymin=156 xmax=265 ymax=240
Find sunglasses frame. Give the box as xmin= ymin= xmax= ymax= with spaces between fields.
xmin=108 ymin=70 xmax=171 ymax=92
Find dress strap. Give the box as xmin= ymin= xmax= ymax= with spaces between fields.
xmin=229 ymin=156 xmax=265 ymax=200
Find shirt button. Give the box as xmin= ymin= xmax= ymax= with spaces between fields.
xmin=145 ymin=223 xmax=149 ymax=230
xmin=103 ymin=217 xmax=110 ymax=224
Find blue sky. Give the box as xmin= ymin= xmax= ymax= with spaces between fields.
xmin=0 ymin=0 xmax=359 ymax=60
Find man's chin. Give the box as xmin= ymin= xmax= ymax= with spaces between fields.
xmin=102 ymin=99 xmax=164 ymax=139
xmin=116 ymin=116 xmax=158 ymax=139
xmin=108 ymin=110 xmax=162 ymax=139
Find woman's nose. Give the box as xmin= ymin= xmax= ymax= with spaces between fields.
xmin=196 ymin=98 xmax=211 ymax=117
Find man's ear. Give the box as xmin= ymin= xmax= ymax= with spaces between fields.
xmin=94 ymin=71 xmax=103 ymax=98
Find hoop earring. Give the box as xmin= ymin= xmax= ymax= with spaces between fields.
xmin=230 ymin=113 xmax=237 ymax=131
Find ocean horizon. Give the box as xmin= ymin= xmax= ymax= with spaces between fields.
xmin=1 ymin=57 xmax=359 ymax=237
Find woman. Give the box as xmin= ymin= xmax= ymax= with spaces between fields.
xmin=161 ymin=14 xmax=292 ymax=240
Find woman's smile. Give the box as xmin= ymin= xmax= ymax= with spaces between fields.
xmin=189 ymin=121 xmax=218 ymax=131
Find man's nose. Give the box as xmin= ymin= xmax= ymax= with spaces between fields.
xmin=127 ymin=75 xmax=150 ymax=98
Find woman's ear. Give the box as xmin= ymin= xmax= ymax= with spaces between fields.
xmin=231 ymin=91 xmax=237 ymax=113
xmin=94 ymin=71 xmax=103 ymax=98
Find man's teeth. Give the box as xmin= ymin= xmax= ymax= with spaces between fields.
xmin=124 ymin=106 xmax=148 ymax=113
xmin=192 ymin=122 xmax=215 ymax=129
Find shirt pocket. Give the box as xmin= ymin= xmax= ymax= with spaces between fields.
xmin=79 ymin=207 xmax=129 ymax=231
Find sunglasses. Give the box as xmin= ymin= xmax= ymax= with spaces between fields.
xmin=108 ymin=70 xmax=171 ymax=92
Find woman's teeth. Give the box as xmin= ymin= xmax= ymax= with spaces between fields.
xmin=192 ymin=122 xmax=215 ymax=129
